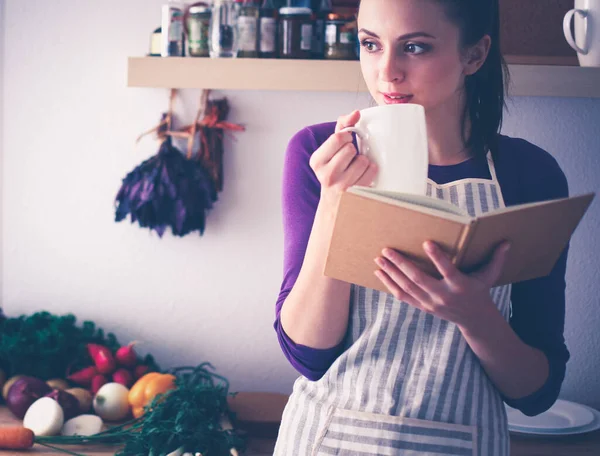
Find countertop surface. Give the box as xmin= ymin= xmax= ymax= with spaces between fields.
xmin=1 ymin=405 xmax=600 ymax=455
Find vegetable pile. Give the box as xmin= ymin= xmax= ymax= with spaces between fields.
xmin=0 ymin=311 xmax=159 ymax=381
xmin=0 ymin=310 xmax=246 ymax=455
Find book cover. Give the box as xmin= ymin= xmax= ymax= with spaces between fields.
xmin=324 ymin=187 xmax=594 ymax=291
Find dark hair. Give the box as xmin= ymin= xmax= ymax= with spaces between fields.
xmin=438 ymin=0 xmax=509 ymax=159
xmin=358 ymin=0 xmax=509 ymax=159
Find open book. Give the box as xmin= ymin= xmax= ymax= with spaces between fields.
xmin=324 ymin=186 xmax=595 ymax=290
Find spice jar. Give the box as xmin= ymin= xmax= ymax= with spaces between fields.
xmin=278 ymin=7 xmax=313 ymax=59
xmin=324 ymin=13 xmax=357 ymax=60
xmin=209 ymin=0 xmax=239 ymax=58
xmin=236 ymin=0 xmax=260 ymax=58
xmin=184 ymin=3 xmax=212 ymax=57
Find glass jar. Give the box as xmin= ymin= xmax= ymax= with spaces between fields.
xmin=236 ymin=0 xmax=260 ymax=58
xmin=324 ymin=13 xmax=357 ymax=60
xmin=278 ymin=7 xmax=313 ymax=59
xmin=209 ymin=0 xmax=239 ymax=58
xmin=259 ymin=0 xmax=278 ymax=58
xmin=185 ymin=3 xmax=212 ymax=57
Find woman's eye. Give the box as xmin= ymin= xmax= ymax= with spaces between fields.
xmin=361 ymin=40 xmax=379 ymax=52
xmin=404 ymin=42 xmax=430 ymax=55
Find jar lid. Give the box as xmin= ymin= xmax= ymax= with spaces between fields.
xmin=279 ymin=7 xmax=313 ymax=16
xmin=189 ymin=5 xmax=211 ymax=13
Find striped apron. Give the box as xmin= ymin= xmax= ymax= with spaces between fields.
xmin=274 ymin=153 xmax=512 ymax=456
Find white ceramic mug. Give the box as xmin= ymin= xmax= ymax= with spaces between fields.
xmin=341 ymin=104 xmax=428 ymax=195
xmin=563 ymin=0 xmax=600 ymax=67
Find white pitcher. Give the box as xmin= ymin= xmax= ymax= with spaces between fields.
xmin=563 ymin=0 xmax=600 ymax=67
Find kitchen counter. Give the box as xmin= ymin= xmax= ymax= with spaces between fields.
xmin=1 ymin=406 xmax=600 ymax=455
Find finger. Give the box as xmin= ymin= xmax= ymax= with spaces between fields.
xmin=336 ymin=154 xmax=372 ymax=188
xmin=355 ymin=161 xmax=379 ymax=187
xmin=310 ymin=132 xmax=354 ymax=169
xmin=423 ymin=241 xmax=461 ymax=283
xmin=382 ymin=248 xmax=439 ymax=293
xmin=325 ymin=143 xmax=360 ymax=181
xmin=375 ymin=256 xmax=432 ymax=304
xmin=374 ymin=269 xmax=423 ymax=309
xmin=335 ymin=110 xmax=361 ymax=133
xmin=473 ymin=242 xmax=511 ymax=286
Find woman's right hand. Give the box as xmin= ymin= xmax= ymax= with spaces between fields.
xmin=309 ymin=110 xmax=378 ymax=208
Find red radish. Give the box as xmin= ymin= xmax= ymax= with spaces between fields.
xmin=67 ymin=366 xmax=98 ymax=387
xmin=87 ymin=343 xmax=116 ymax=374
xmin=112 ymin=368 xmax=133 ymax=388
xmin=134 ymin=365 xmax=149 ymax=380
xmin=90 ymin=375 xmax=108 ymax=395
xmin=115 ymin=342 xmax=138 ymax=367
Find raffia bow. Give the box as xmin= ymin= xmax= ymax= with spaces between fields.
xmin=136 ymin=89 xmax=245 ymax=192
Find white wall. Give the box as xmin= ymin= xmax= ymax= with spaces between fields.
xmin=0 ymin=0 xmax=5 ymax=304
xmin=3 ymin=0 xmax=600 ymax=407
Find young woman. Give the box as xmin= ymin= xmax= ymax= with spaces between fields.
xmin=274 ymin=0 xmax=570 ymax=454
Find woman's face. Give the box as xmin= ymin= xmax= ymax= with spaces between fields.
xmin=357 ymin=0 xmax=473 ymax=113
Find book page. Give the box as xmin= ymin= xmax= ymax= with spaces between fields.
xmin=350 ymin=186 xmax=468 ymax=217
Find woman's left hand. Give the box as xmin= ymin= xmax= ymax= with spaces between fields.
xmin=374 ymin=241 xmax=511 ymax=329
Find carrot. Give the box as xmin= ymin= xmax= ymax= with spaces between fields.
xmin=0 ymin=426 xmax=34 ymax=449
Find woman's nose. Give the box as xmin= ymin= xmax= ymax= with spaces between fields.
xmin=378 ymin=50 xmax=405 ymax=83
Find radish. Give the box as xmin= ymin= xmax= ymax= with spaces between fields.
xmin=61 ymin=414 xmax=103 ymax=436
xmin=87 ymin=343 xmax=116 ymax=374
xmin=91 ymin=374 xmax=108 ymax=395
xmin=67 ymin=366 xmax=98 ymax=387
xmin=112 ymin=368 xmax=133 ymax=388
xmin=115 ymin=342 xmax=138 ymax=367
xmin=134 ymin=364 xmax=149 ymax=380
xmin=23 ymin=397 xmax=64 ymax=436
xmin=93 ymin=383 xmax=130 ymax=421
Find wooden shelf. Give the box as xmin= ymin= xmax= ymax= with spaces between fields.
xmin=127 ymin=56 xmax=600 ymax=98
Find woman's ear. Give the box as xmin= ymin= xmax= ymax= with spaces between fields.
xmin=463 ymin=35 xmax=492 ymax=76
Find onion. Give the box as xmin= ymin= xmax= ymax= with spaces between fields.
xmin=61 ymin=414 xmax=103 ymax=436
xmin=23 ymin=397 xmax=64 ymax=436
xmin=45 ymin=389 xmax=80 ymax=420
xmin=6 ymin=376 xmax=52 ymax=419
xmin=93 ymin=383 xmax=130 ymax=421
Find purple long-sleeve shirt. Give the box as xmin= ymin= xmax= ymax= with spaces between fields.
xmin=274 ymin=122 xmax=570 ymax=417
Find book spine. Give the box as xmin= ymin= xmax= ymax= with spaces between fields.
xmin=452 ymin=221 xmax=478 ymax=267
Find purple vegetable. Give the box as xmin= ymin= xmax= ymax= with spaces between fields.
xmin=45 ymin=389 xmax=80 ymax=420
xmin=6 ymin=376 xmax=52 ymax=419
xmin=114 ymin=137 xmax=217 ymax=237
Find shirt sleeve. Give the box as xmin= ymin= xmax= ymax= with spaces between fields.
xmin=273 ymin=125 xmax=345 ymax=381
xmin=498 ymin=138 xmax=571 ymax=416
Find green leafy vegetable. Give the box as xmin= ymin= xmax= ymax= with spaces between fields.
xmin=0 ymin=310 xmax=160 ymax=380
xmin=36 ymin=363 xmax=245 ymax=456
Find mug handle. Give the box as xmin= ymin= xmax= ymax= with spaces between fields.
xmin=339 ymin=126 xmax=370 ymax=155
xmin=563 ymin=8 xmax=589 ymax=55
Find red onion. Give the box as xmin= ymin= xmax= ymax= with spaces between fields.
xmin=45 ymin=389 xmax=80 ymax=420
xmin=6 ymin=376 xmax=52 ymax=419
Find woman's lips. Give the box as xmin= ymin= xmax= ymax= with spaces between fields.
xmin=382 ymin=93 xmax=414 ymax=104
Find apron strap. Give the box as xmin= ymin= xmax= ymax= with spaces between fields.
xmin=486 ymin=151 xmax=507 ymax=208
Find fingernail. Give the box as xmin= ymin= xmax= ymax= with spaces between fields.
xmin=382 ymin=248 xmax=392 ymax=258
xmin=374 ymin=257 xmax=385 ymax=268
xmin=424 ymin=241 xmax=435 ymax=252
